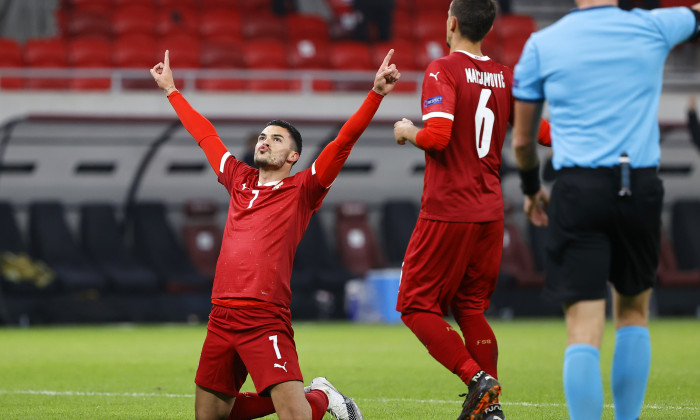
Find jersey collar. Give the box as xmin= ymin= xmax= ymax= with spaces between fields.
xmin=456 ymin=50 xmax=490 ymax=61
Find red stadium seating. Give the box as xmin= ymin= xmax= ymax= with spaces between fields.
xmin=197 ymin=40 xmax=246 ymax=91
xmin=415 ymin=39 xmax=449 ymax=69
xmin=67 ymin=0 xmax=113 ymax=14
xmin=241 ymin=13 xmax=287 ymax=41
xmin=415 ymin=12 xmax=448 ymax=41
xmin=199 ymin=9 xmax=242 ymax=43
xmin=414 ymin=0 xmax=452 ymax=13
xmin=158 ymin=33 xmax=200 ymax=68
xmin=657 ymin=229 xmax=700 ymax=287
xmin=112 ymin=6 xmax=156 ymax=38
xmin=501 ymin=221 xmax=544 ymax=288
xmin=156 ymin=0 xmax=198 ymax=9
xmin=286 ymin=14 xmax=330 ymax=42
xmin=23 ymin=38 xmax=70 ymax=89
xmin=392 ymin=10 xmax=416 ymax=42
xmin=114 ymin=0 xmax=156 ymax=9
xmin=155 ymin=7 xmax=200 ymax=37
xmin=62 ymin=10 xmax=112 ymax=40
xmin=114 ymin=35 xmax=158 ymax=89
xmin=0 ymin=38 xmax=23 ymax=89
xmin=659 ymin=0 xmax=697 ymax=6
xmin=236 ymin=0 xmax=274 ymax=13
xmin=202 ymin=0 xmax=237 ymax=10
xmin=67 ymin=38 xmax=112 ymax=90
xmin=329 ymin=42 xmax=373 ymax=69
xmin=334 ymin=201 xmax=385 ymax=277
xmin=287 ymin=38 xmax=332 ymax=92
xmin=496 ymin=14 xmax=537 ymax=41
xmin=242 ymin=39 xmax=294 ymax=91
xmin=488 ymin=14 xmax=537 ymax=68
xmin=182 ymin=199 xmax=222 ymax=280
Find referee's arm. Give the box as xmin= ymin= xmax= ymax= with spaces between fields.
xmin=513 ymin=99 xmax=549 ymax=227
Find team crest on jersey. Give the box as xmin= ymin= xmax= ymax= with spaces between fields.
xmin=423 ymin=96 xmax=443 ymax=108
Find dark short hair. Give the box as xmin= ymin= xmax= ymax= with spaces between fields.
xmin=265 ymin=119 xmax=303 ymax=156
xmin=449 ymin=0 xmax=498 ymax=43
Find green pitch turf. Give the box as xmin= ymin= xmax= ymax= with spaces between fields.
xmin=0 ymin=318 xmax=698 ymax=419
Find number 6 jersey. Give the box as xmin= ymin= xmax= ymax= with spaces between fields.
xmin=419 ymin=50 xmax=514 ymax=223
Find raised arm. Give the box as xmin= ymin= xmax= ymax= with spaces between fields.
xmin=150 ymin=50 xmax=229 ymax=174
xmin=314 ymin=49 xmax=401 ymax=188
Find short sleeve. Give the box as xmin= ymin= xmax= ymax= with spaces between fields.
xmin=647 ymin=7 xmax=697 ymax=47
xmin=218 ymin=155 xmax=255 ymax=193
xmin=512 ymin=36 xmax=545 ymax=102
xmin=421 ymin=60 xmax=456 ymax=122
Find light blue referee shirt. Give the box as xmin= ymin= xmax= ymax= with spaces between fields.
xmin=513 ymin=6 xmax=698 ymax=169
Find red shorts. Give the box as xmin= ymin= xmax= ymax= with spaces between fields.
xmin=396 ymin=218 xmax=503 ymax=317
xmin=195 ymin=305 xmax=303 ymax=396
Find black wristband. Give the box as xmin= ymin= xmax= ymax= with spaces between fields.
xmin=519 ymin=164 xmax=541 ymax=196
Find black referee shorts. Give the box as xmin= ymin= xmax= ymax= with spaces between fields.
xmin=543 ymin=166 xmax=663 ymax=304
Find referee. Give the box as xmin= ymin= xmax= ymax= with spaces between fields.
xmin=511 ymin=2 xmax=700 ymax=420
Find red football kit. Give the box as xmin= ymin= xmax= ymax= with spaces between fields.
xmin=397 ymin=51 xmax=550 ymax=386
xmin=168 ymin=89 xmax=383 ymax=397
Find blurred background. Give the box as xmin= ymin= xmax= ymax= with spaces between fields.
xmin=0 ymin=0 xmax=699 ymax=325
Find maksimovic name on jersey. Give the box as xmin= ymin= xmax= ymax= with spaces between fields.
xmin=465 ymin=68 xmax=506 ymax=88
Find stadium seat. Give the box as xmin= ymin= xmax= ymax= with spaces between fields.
xmin=29 ymin=201 xmax=108 ymax=292
xmin=501 ymin=221 xmax=544 ymax=288
xmin=66 ymin=0 xmax=113 ymax=15
xmin=243 ymin=39 xmax=294 ymax=91
xmin=67 ymin=38 xmax=112 ymax=90
xmin=380 ymin=200 xmax=419 ymax=266
xmin=199 ymin=9 xmax=242 ymax=43
xmin=80 ymin=203 xmax=160 ymax=293
xmin=657 ymin=229 xmax=700 ymax=287
xmin=236 ymin=0 xmax=274 ymax=13
xmin=114 ymin=35 xmax=158 ymax=89
xmin=158 ymin=33 xmax=200 ymax=68
xmin=157 ymin=0 xmax=198 ymax=9
xmin=22 ymin=38 xmax=70 ymax=89
xmin=286 ymin=38 xmax=332 ymax=91
xmin=671 ymin=199 xmax=700 ymax=270
xmin=181 ymin=199 xmax=221 ymax=280
xmin=413 ymin=0 xmax=451 ymax=13
xmin=659 ymin=0 xmax=697 ymax=6
xmin=329 ymin=42 xmax=373 ymax=91
xmin=127 ymin=201 xmax=209 ymax=293
xmin=197 ymin=40 xmax=246 ymax=91
xmin=112 ymin=6 xmax=156 ymax=38
xmin=293 ymin=213 xmax=354 ymax=319
xmin=202 ymin=0 xmax=237 ymax=10
xmin=415 ymin=39 xmax=449 ymax=69
xmin=391 ymin=10 xmax=416 ymax=42
xmin=155 ymin=7 xmax=200 ymax=37
xmin=285 ymin=14 xmax=330 ymax=43
xmin=241 ymin=13 xmax=287 ymax=41
xmin=415 ymin=12 xmax=448 ymax=42
xmin=115 ymin=0 xmax=156 ymax=9
xmin=61 ymin=10 xmax=112 ymax=40
xmin=334 ymin=201 xmax=385 ymax=276
xmin=0 ymin=38 xmax=23 ymax=89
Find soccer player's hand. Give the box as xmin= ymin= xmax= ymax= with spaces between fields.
xmin=524 ymin=186 xmax=550 ymax=227
xmin=150 ymin=50 xmax=177 ymax=96
xmin=373 ymin=49 xmax=401 ymax=96
xmin=393 ymin=118 xmax=418 ymax=145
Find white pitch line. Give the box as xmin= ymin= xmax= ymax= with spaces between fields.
xmin=0 ymin=390 xmax=697 ymax=411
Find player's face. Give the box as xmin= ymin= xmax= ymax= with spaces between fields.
xmin=254 ymin=125 xmax=299 ymax=170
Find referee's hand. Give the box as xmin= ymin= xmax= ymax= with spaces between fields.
xmin=524 ymin=186 xmax=549 ymax=227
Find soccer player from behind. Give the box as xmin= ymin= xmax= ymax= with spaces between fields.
xmin=392 ymin=1 xmax=551 ymax=419
xmin=150 ymin=49 xmax=400 ymax=420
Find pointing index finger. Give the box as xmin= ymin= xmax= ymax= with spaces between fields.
xmin=164 ymin=50 xmax=170 ymax=68
xmin=381 ymin=49 xmax=394 ymax=69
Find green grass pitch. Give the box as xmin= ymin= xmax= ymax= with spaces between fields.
xmin=0 ymin=318 xmax=698 ymax=419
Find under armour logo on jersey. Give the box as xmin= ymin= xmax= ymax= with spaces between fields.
xmin=273 ymin=362 xmax=288 ymax=372
xmin=272 ymin=181 xmax=284 ymax=190
xmin=429 ymin=72 xmax=440 ymax=81
xmin=241 ymin=183 xmax=249 ymax=190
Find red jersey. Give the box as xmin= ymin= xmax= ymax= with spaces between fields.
xmin=419 ymin=50 xmax=513 ymax=222
xmin=168 ymin=90 xmax=383 ymax=308
xmin=213 ymin=159 xmax=327 ymax=306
